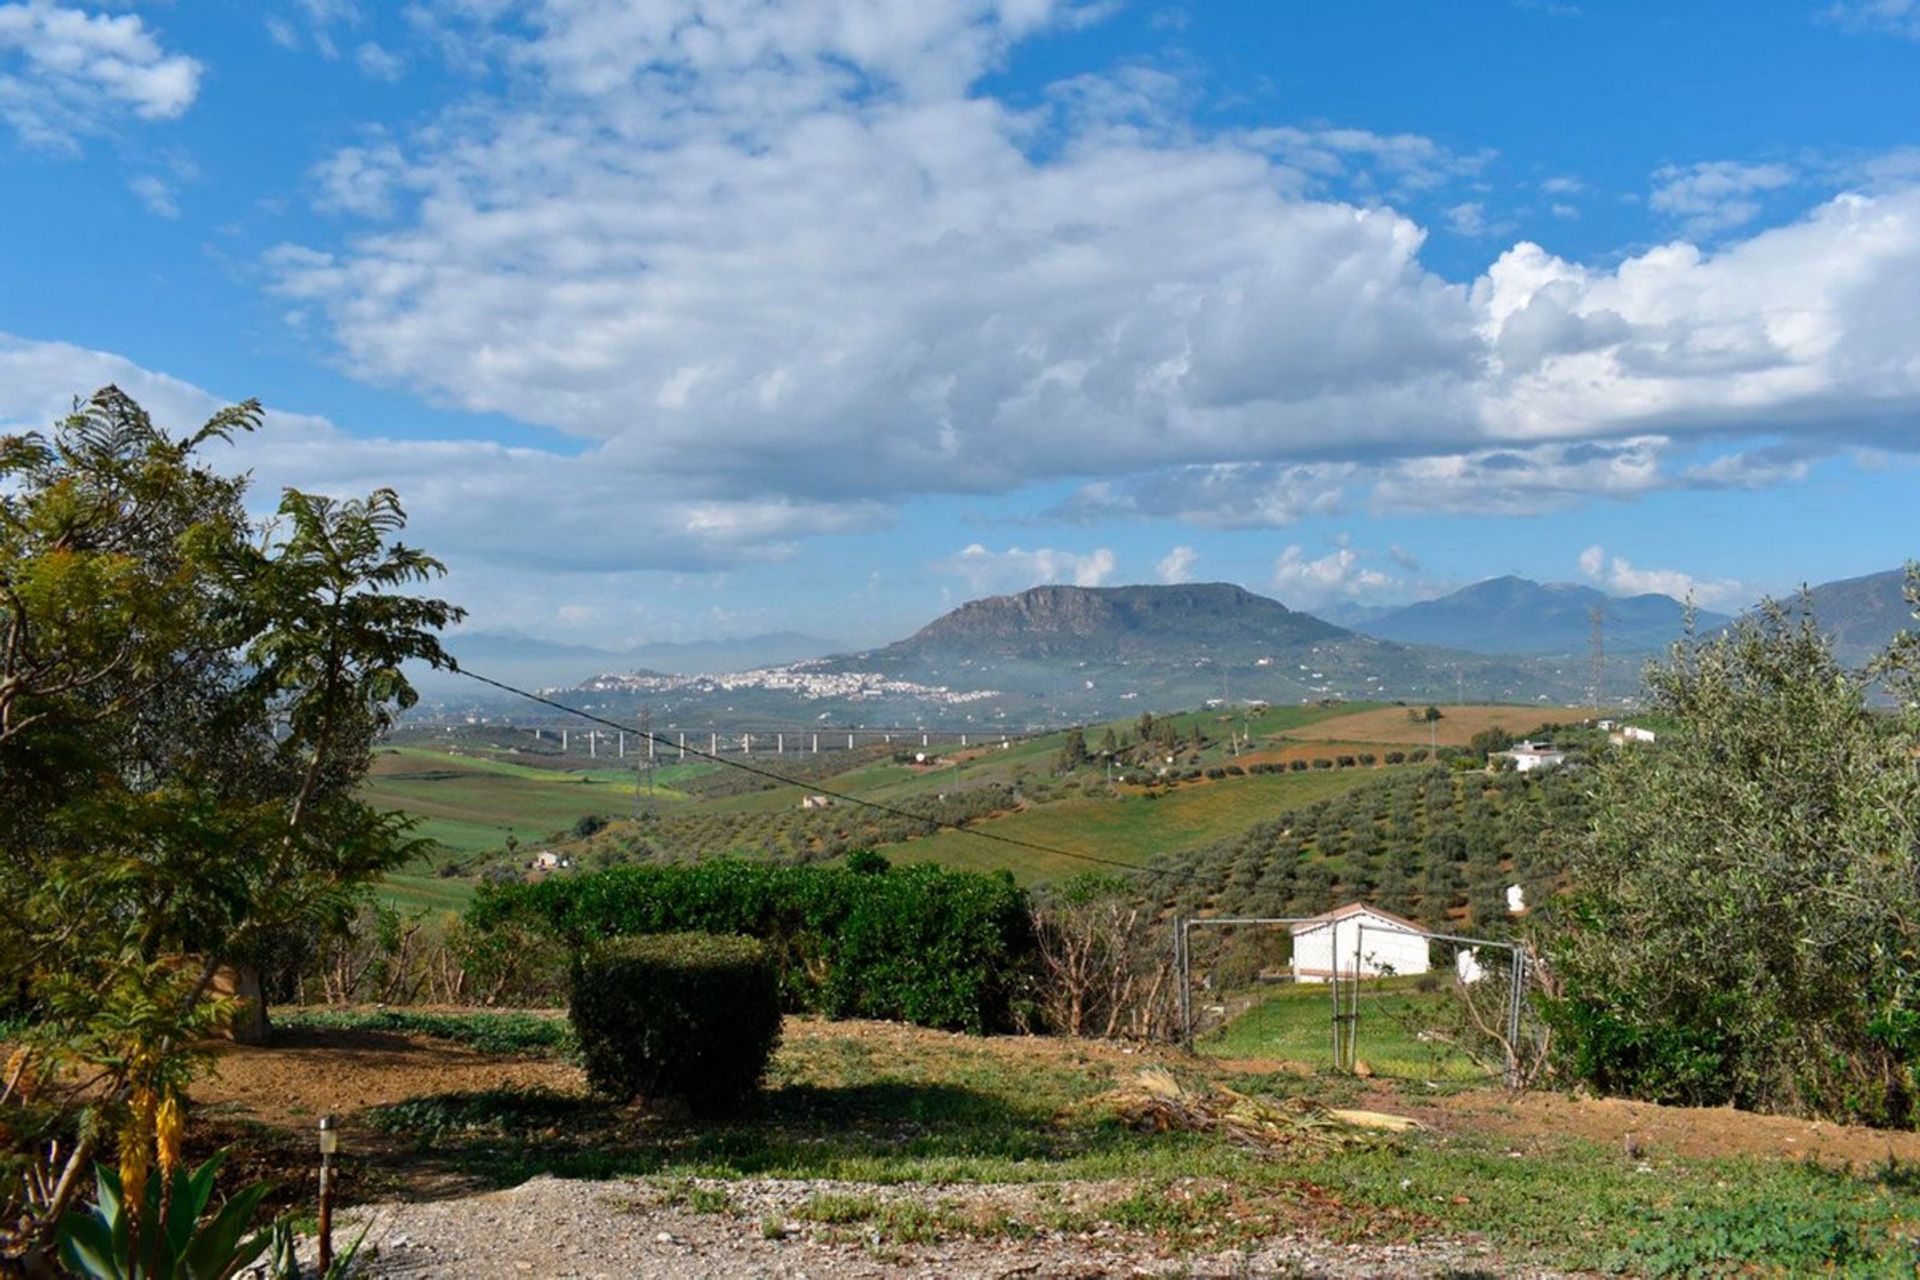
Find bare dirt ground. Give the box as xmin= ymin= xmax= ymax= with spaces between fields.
xmin=199 ymin=1027 xmax=583 ymax=1127
xmin=1414 ymin=1088 xmax=1920 ymax=1167
xmin=1286 ymin=706 xmax=1601 ymax=749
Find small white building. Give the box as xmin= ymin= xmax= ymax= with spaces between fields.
xmin=1290 ymin=903 xmax=1431 ymax=983
xmin=1609 ymin=724 xmax=1657 ymax=746
xmin=1456 ymin=948 xmax=1486 ymax=984
xmin=533 ymin=850 xmax=570 ymax=871
xmin=1497 ymin=740 xmax=1567 ymax=772
xmin=800 ymin=794 xmax=833 ymax=810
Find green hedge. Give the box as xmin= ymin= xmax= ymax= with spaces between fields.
xmin=469 ymin=859 xmax=1033 ymax=1033
xmin=570 ymin=932 xmax=781 ymax=1114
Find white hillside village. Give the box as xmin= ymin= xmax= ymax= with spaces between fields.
xmin=567 ymin=663 xmax=1001 ymax=706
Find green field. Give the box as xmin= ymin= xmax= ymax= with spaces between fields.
xmin=894 ymin=765 xmax=1396 ymax=879
xmin=363 ymin=745 xmax=711 ymax=910
xmin=1199 ymin=980 xmax=1492 ymax=1081
xmin=364 ymin=746 xmax=690 ymax=856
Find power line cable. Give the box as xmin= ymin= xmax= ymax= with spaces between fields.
xmin=454 ymin=666 xmax=1152 ymax=874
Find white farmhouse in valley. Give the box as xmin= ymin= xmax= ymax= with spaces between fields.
xmin=1495 ymin=740 xmax=1567 ymax=772
xmin=1290 ymin=903 xmax=1430 ymax=983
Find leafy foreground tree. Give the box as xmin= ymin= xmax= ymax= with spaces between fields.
xmin=1 ymin=388 xmax=459 ymax=1270
xmin=1546 ymin=577 xmax=1920 ymax=1125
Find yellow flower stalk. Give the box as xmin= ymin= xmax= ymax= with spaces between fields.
xmin=121 ymin=1087 xmax=158 ymax=1205
xmin=155 ymin=1091 xmax=185 ymax=1176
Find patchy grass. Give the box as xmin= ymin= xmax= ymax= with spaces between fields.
xmin=1199 ymin=980 xmax=1493 ymax=1082
xmin=308 ymin=1011 xmax=1920 ymax=1274
xmin=274 ymin=1007 xmax=575 ymax=1058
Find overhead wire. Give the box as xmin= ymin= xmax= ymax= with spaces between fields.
xmin=454 ymin=665 xmax=1156 ymax=874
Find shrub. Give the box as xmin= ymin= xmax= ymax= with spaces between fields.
xmin=1288 ymin=759 xmax=1309 ymax=772
xmin=1335 ymin=755 xmax=1357 ymax=768
xmin=1384 ymin=751 xmax=1406 ymax=765
xmin=843 ymin=848 xmax=890 ymax=875
xmin=472 ymin=859 xmax=1033 ymax=1033
xmin=1311 ymin=758 xmax=1332 ymax=770
xmin=1409 ymin=748 xmax=1429 ymax=762
xmin=569 ymin=932 xmax=781 ymax=1115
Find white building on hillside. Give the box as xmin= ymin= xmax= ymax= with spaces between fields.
xmin=1290 ymin=903 xmax=1430 ymax=983
xmin=1497 ymin=740 xmax=1567 ymax=772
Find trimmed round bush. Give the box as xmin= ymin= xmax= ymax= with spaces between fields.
xmin=569 ymin=932 xmax=781 ymax=1115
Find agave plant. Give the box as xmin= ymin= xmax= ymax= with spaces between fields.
xmin=262 ymin=1217 xmax=368 ymax=1280
xmin=56 ymin=1151 xmax=273 ymax=1280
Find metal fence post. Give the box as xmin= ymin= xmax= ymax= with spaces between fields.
xmin=1327 ymin=932 xmax=1342 ymax=1072
xmin=1504 ymin=945 xmax=1527 ymax=1088
xmin=1174 ymin=915 xmax=1191 ymax=1049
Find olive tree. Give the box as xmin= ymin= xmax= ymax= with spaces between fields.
xmin=1545 ymin=579 xmax=1920 ymax=1124
xmin=1 ymin=388 xmax=460 ymax=1266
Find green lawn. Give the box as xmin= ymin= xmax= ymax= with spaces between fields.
xmin=888 ymin=765 xmax=1395 ymax=880
xmin=1199 ymin=979 xmax=1492 ymax=1081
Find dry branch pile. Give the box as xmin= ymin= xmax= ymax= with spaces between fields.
xmin=1081 ymin=1069 xmax=1418 ymax=1153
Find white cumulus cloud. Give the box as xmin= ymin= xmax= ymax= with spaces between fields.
xmin=934 ymin=543 xmax=1117 ymax=594
xmin=1155 ymin=545 xmax=1197 ymax=584
xmin=1578 ymin=544 xmax=1743 ymax=608
xmin=1271 ymin=541 xmax=1396 ymax=607
xmin=0 ymin=1 xmax=201 ymax=148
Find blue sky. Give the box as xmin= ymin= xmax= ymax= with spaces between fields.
xmin=3 ymin=0 xmax=1918 ymax=650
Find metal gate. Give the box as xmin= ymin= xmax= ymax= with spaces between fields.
xmin=1174 ymin=914 xmax=1535 ymax=1086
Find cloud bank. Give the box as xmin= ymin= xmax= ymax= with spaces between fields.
xmin=245 ymin=0 xmax=1920 ymax=543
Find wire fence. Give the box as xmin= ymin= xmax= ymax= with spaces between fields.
xmin=1176 ymin=914 xmax=1545 ymax=1086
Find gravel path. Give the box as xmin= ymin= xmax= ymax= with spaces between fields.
xmin=333 ymin=1176 xmax=1565 ymax=1278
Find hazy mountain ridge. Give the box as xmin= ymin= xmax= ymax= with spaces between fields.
xmin=1761 ymin=567 xmax=1912 ymax=667
xmin=1360 ymin=576 xmax=1731 ymax=656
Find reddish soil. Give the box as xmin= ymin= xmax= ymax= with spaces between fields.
xmin=194 ymin=1027 xmax=582 ymax=1127
xmin=1411 ymin=1087 xmax=1920 ymax=1168
xmin=1292 ymin=705 xmax=1602 ymax=749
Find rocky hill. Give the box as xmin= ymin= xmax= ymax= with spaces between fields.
xmin=885 ymin=582 xmax=1345 ymax=662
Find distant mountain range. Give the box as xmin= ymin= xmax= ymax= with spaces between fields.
xmin=431 ymin=567 xmax=1913 ymax=727
xmin=1357 ymin=576 xmax=1731 ymax=656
